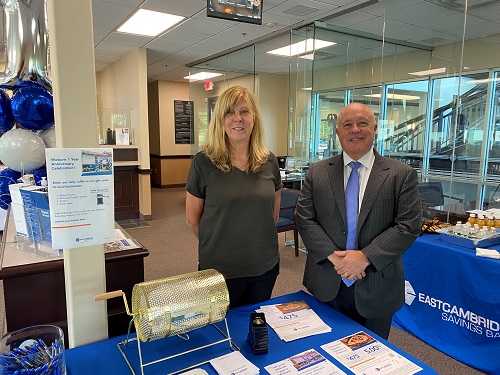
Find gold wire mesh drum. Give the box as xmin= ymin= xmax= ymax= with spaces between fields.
xmin=131 ymin=269 xmax=229 ymax=342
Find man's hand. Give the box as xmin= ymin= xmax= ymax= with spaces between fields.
xmin=333 ymin=250 xmax=369 ymax=280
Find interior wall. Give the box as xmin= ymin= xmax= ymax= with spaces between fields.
xmin=97 ymin=47 xmax=151 ymax=217
xmin=157 ymin=80 xmax=190 ymax=155
xmin=189 ymin=74 xmax=287 ymax=156
xmin=258 ymin=73 xmax=288 ymax=156
xmin=148 ymin=80 xmax=191 ymax=188
xmin=147 ymin=81 xmax=160 ymax=156
xmin=98 ymin=48 xmax=149 ymax=159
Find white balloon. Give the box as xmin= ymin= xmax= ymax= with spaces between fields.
xmin=40 ymin=125 xmax=56 ymax=147
xmin=0 ymin=128 xmax=46 ymax=172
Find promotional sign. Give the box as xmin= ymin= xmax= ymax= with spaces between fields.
xmin=45 ymin=148 xmax=114 ymax=249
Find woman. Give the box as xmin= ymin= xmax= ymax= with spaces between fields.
xmin=186 ymin=85 xmax=282 ymax=309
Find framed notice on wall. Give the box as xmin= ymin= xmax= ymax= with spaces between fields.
xmin=174 ymin=100 xmax=194 ymax=144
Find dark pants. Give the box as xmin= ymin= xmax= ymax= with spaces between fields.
xmin=225 ymin=262 xmax=279 ymax=309
xmin=327 ymin=282 xmax=393 ymax=339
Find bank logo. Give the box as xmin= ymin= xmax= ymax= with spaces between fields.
xmin=404 ymin=280 xmax=416 ymax=305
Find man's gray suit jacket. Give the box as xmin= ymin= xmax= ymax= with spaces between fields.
xmin=296 ymin=150 xmax=422 ymax=318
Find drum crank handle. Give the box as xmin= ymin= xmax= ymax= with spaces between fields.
xmin=94 ymin=290 xmax=132 ymax=316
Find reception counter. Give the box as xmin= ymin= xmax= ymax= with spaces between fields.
xmin=393 ymin=234 xmax=500 ymax=374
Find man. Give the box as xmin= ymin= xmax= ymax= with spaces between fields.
xmin=296 ymin=102 xmax=422 ymax=339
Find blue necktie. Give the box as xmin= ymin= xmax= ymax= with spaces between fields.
xmin=343 ymin=161 xmax=361 ymax=287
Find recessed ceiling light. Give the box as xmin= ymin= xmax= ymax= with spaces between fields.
xmin=117 ymin=9 xmax=184 ymax=37
xmin=408 ymin=67 xmax=446 ymax=76
xmin=365 ymin=93 xmax=421 ymax=100
xmin=470 ymin=77 xmax=500 ymax=84
xmin=267 ymin=39 xmax=336 ymax=57
xmin=300 ymin=54 xmax=315 ymax=60
xmin=184 ymin=72 xmax=223 ymax=81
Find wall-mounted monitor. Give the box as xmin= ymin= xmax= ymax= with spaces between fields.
xmin=207 ymin=0 xmax=263 ymax=25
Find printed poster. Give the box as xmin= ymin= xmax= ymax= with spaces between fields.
xmin=45 ymin=148 xmax=114 ymax=249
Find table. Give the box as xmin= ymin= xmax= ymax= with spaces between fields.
xmin=65 ymin=290 xmax=438 ymax=375
xmin=424 ymin=201 xmax=475 ymax=223
xmin=393 ymin=234 xmax=500 ymax=374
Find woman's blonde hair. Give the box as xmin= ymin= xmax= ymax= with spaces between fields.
xmin=203 ymin=85 xmax=269 ymax=173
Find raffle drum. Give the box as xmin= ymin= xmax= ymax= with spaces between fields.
xmin=95 ymin=269 xmax=238 ymax=375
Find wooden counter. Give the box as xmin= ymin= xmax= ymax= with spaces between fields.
xmin=0 ymin=210 xmax=149 ymax=339
xmin=101 ymin=145 xmax=140 ymax=220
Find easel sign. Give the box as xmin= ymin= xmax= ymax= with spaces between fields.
xmin=45 ymin=148 xmax=115 ymax=249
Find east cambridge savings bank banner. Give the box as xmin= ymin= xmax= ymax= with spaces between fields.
xmin=393 ymin=235 xmax=500 ymax=374
xmin=45 ymin=148 xmax=114 ymax=249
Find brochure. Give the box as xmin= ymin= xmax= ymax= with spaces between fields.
xmin=115 ymin=128 xmax=130 ymax=145
xmin=264 ymin=348 xmax=347 ymax=375
xmin=209 ymin=351 xmax=259 ymax=375
xmin=320 ymin=331 xmax=423 ymax=375
xmin=257 ymin=301 xmax=331 ymax=342
xmin=103 ymin=238 xmax=139 ymax=252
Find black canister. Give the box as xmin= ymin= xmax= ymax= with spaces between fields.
xmin=106 ymin=128 xmax=116 ymax=145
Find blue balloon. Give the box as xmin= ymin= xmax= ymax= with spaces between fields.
xmin=15 ymin=79 xmax=51 ymax=90
xmin=0 ymin=193 xmax=11 ymax=210
xmin=0 ymin=168 xmax=21 ymax=208
xmin=0 ymin=90 xmax=14 ymax=132
xmin=11 ymin=86 xmax=54 ymax=131
xmin=31 ymin=165 xmax=48 ymax=186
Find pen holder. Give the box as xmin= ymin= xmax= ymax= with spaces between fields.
xmin=0 ymin=325 xmax=66 ymax=375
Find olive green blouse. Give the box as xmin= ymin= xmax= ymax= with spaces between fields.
xmin=186 ymin=151 xmax=283 ymax=279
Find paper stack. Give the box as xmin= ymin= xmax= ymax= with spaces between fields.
xmin=476 ymin=247 xmax=500 ymax=259
xmin=257 ymin=300 xmax=331 ymax=342
xmin=210 ymin=351 xmax=259 ymax=375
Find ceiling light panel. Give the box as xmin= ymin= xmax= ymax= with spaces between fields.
xmin=408 ymin=67 xmax=447 ymax=76
xmin=184 ymin=72 xmax=223 ymax=81
xmin=267 ymin=39 xmax=336 ymax=57
xmin=118 ymin=9 xmax=184 ymax=37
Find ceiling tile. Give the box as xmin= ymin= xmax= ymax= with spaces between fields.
xmin=105 ymin=31 xmax=154 ymax=46
xmin=141 ymin=0 xmax=206 ymax=17
xmin=92 ymin=0 xmax=135 ymax=20
xmin=93 ymin=16 xmax=121 ymax=31
xmin=86 ymin=0 xmax=500 ymax=81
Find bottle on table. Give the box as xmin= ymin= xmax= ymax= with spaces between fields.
xmin=494 ymin=216 xmax=500 ymax=228
xmin=486 ymin=215 xmax=495 ymax=229
xmin=476 ymin=214 xmax=486 ymax=228
xmin=467 ymin=213 xmax=476 ymax=226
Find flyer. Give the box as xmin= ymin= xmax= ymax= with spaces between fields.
xmin=209 ymin=351 xmax=259 ymax=375
xmin=320 ymin=331 xmax=423 ymax=375
xmin=115 ymin=128 xmax=130 ymax=145
xmin=264 ymin=349 xmax=347 ymax=375
xmin=257 ymin=301 xmax=331 ymax=342
xmin=46 ymin=148 xmax=115 ymax=249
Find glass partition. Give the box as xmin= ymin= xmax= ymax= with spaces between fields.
xmin=97 ymin=108 xmax=133 ymax=145
xmin=187 ymin=0 xmax=500 ymax=223
xmin=383 ymin=80 xmax=429 ymax=171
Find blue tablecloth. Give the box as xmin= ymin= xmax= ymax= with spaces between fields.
xmin=65 ymin=291 xmax=437 ymax=374
xmin=393 ymin=234 xmax=500 ymax=374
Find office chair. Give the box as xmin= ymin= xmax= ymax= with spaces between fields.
xmin=276 ymin=188 xmax=300 ymax=256
xmin=418 ymin=182 xmax=464 ymax=220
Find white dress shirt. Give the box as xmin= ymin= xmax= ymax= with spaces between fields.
xmin=343 ymin=150 xmax=375 ymax=212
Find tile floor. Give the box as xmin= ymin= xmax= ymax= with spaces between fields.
xmin=116 ymin=218 xmax=150 ymax=229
